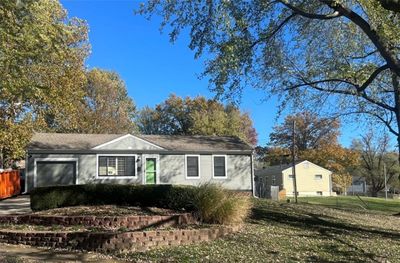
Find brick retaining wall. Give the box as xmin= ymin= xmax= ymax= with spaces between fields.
xmin=0 ymin=213 xmax=195 ymax=230
xmin=0 ymin=225 xmax=240 ymax=252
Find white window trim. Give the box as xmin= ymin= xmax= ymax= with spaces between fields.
xmin=288 ymin=174 xmax=294 ymax=179
xmin=33 ymin=158 xmax=79 ymax=188
xmin=185 ymin=155 xmax=201 ymax=179
xmin=212 ymin=155 xmax=228 ymax=179
xmin=142 ymin=154 xmax=160 ymax=184
xmin=96 ymin=154 xmax=137 ymax=179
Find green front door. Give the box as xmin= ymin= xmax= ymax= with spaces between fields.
xmin=145 ymin=158 xmax=156 ymax=184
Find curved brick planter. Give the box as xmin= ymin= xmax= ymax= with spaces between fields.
xmin=0 ymin=213 xmax=195 ymax=230
xmin=0 ymin=225 xmax=240 ymax=252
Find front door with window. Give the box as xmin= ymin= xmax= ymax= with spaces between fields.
xmin=145 ymin=158 xmax=157 ymax=184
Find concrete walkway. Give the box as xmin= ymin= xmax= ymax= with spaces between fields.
xmin=0 ymin=195 xmax=31 ymax=215
xmin=0 ymin=243 xmax=126 ymax=262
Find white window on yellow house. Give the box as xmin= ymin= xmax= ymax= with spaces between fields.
xmin=315 ymin=174 xmax=322 ymax=180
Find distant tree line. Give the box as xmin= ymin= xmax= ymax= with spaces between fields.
xmin=136 ymin=95 xmax=257 ymax=146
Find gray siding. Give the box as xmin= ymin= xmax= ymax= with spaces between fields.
xmin=159 ymin=154 xmax=252 ymax=190
xmin=96 ymin=136 xmax=162 ymax=150
xmin=26 ymin=152 xmax=252 ymax=192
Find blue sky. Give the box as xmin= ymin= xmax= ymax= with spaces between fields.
xmin=61 ymin=0 xmax=361 ymax=146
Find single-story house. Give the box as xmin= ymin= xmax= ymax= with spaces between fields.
xmin=255 ymin=160 xmax=333 ymax=197
xmin=25 ymin=133 xmax=254 ymax=194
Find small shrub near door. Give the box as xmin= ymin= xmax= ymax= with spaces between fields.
xmin=30 ymin=183 xmax=251 ymax=224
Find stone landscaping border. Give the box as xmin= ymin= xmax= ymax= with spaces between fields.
xmin=0 ymin=213 xmax=195 ymax=230
xmin=0 ymin=225 xmax=240 ymax=252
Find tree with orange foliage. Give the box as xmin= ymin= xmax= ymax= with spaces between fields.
xmin=266 ymin=112 xmax=359 ymax=193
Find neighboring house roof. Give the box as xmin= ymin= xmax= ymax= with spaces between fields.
xmin=255 ymin=163 xmax=292 ymax=177
xmin=28 ymin=133 xmax=253 ymax=152
xmin=255 ymin=160 xmax=332 ymax=177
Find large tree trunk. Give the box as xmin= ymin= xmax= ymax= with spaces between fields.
xmin=392 ymin=72 xmax=400 ymax=164
xmin=393 ymin=73 xmax=400 ymax=164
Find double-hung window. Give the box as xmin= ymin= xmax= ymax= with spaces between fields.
xmin=98 ymin=156 xmax=135 ymax=177
xmin=213 ymin=155 xmax=227 ymax=178
xmin=186 ymin=155 xmax=200 ymax=178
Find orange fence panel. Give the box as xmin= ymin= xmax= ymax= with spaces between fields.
xmin=0 ymin=170 xmax=21 ymax=199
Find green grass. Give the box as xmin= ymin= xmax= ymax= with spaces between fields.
xmin=295 ymin=196 xmax=400 ymax=214
xmin=118 ymin=199 xmax=400 ymax=262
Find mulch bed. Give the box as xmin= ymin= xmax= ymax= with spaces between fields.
xmin=33 ymin=205 xmax=179 ymax=217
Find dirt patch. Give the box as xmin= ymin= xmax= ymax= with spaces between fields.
xmin=0 ymin=223 xmax=103 ymax=232
xmin=34 ymin=205 xmax=178 ymax=216
xmin=0 ymin=242 xmax=125 ymax=262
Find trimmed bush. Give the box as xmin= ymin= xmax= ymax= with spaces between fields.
xmin=30 ymin=184 xmax=197 ymax=211
xmin=30 ymin=183 xmax=251 ymax=225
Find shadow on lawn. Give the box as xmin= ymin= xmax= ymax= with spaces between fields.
xmin=251 ymin=204 xmax=399 ymax=263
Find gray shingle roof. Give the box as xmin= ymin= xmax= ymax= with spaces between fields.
xmin=28 ymin=133 xmax=253 ymax=152
xmin=29 ymin=133 xmax=123 ymax=150
xmin=255 ymin=164 xmax=292 ymax=177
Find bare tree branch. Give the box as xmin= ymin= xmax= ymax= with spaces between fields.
xmin=350 ymin=50 xmax=378 ymax=60
xmin=278 ymin=0 xmax=342 ymax=19
xmin=287 ymin=77 xmax=396 ymax=111
xmin=251 ymin=13 xmax=297 ymax=49
xmin=356 ymin=64 xmax=390 ymax=92
xmin=319 ymin=0 xmax=400 ymax=76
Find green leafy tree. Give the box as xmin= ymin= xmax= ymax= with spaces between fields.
xmin=138 ymin=0 xmax=400 ymax=158
xmin=136 ymin=95 xmax=258 ymax=145
xmin=0 ymin=0 xmax=89 ymax=167
xmin=78 ymin=69 xmax=137 ymax=134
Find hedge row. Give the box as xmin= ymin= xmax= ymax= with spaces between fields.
xmin=30 ymin=184 xmax=197 ymax=211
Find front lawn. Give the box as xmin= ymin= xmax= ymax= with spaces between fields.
xmin=296 ymin=196 xmax=400 ymax=215
xmin=120 ymin=199 xmax=400 ymax=262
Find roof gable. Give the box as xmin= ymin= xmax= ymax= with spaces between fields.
xmin=93 ymin=134 xmax=165 ymax=150
xmin=281 ymin=160 xmax=332 ymax=174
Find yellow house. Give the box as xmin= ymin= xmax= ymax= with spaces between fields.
xmin=255 ymin=160 xmax=333 ymax=197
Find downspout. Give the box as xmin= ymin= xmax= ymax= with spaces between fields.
xmin=24 ymin=153 xmax=28 ymax=194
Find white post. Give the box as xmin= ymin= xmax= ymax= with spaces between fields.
xmin=384 ymin=162 xmax=388 ymax=200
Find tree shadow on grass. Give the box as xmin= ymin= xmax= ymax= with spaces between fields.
xmin=251 ymin=204 xmax=399 ymax=262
